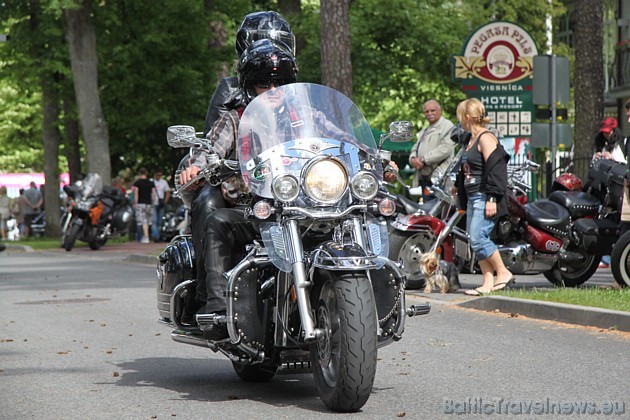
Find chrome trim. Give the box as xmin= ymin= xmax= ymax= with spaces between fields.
xmin=281 ymin=204 xmax=367 ymax=219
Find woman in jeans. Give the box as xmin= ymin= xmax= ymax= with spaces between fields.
xmin=454 ymin=98 xmax=514 ymax=295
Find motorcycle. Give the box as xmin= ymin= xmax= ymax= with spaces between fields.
xmin=156 ymin=83 xmax=430 ymax=412
xmin=60 ymin=173 xmax=133 ymax=251
xmin=388 ymin=128 xmax=602 ymax=288
xmin=159 ymin=202 xmax=189 ymax=242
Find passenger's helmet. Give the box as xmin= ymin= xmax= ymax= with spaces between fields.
xmin=237 ymin=38 xmax=298 ymax=103
xmin=235 ymin=11 xmax=296 ymax=57
xmin=552 ymin=173 xmax=583 ymax=192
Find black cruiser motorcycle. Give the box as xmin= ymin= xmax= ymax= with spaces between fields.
xmin=156 ymin=83 xmax=430 ymax=412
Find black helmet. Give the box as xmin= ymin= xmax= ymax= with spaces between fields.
xmin=238 ymin=39 xmax=298 ymax=103
xmin=235 ymin=11 xmax=296 ymax=57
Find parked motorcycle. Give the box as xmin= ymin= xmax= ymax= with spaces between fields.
xmin=159 ymin=202 xmax=189 ymax=242
xmin=388 ymin=127 xmax=605 ymax=288
xmin=156 ymin=83 xmax=430 ymax=412
xmin=61 ymin=173 xmax=133 ymax=251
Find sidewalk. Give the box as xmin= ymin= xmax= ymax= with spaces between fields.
xmin=3 ymin=241 xmax=629 ymax=332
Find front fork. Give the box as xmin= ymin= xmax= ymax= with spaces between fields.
xmin=284 ymin=219 xmax=325 ymax=343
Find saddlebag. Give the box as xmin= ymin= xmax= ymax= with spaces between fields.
xmin=156 ymin=235 xmax=196 ymax=320
xmin=585 ymin=159 xmax=618 ymax=201
xmin=573 ymin=218 xmax=619 ymax=254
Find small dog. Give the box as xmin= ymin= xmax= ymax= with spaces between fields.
xmin=418 ymin=252 xmax=461 ymax=293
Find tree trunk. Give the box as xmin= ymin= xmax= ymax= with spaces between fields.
xmin=320 ymin=0 xmax=352 ymax=98
xmin=573 ymin=0 xmax=604 ymax=181
xmin=63 ymin=0 xmax=111 ymax=185
xmin=63 ymin=82 xmax=82 ymax=184
xmin=41 ymin=75 xmax=62 ymax=238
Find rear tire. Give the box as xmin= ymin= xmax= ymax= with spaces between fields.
xmin=388 ymin=230 xmax=433 ymax=289
xmin=611 ymin=231 xmax=630 ymax=287
xmin=310 ymin=272 xmax=377 ymax=412
xmin=543 ymin=244 xmax=600 ymax=287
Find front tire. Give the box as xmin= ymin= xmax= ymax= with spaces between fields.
xmin=543 ymin=244 xmax=601 ymax=287
xmin=388 ymin=230 xmax=434 ymax=289
xmin=62 ymin=223 xmax=81 ymax=252
xmin=611 ymin=231 xmax=630 ymax=287
xmin=310 ymin=272 xmax=377 ymax=412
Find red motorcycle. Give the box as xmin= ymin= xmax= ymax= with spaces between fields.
xmin=388 ymin=141 xmax=601 ymax=288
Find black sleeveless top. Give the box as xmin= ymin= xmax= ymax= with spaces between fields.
xmin=462 ymin=132 xmax=487 ymax=195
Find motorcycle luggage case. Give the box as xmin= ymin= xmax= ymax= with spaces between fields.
xmin=573 ymin=218 xmax=619 ymax=254
xmin=156 ymin=236 xmax=196 ymax=320
xmin=606 ymin=163 xmax=626 ymax=212
xmin=586 ymin=159 xmax=617 ymax=200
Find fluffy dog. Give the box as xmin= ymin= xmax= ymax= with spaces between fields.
xmin=418 ymin=252 xmax=461 ymax=293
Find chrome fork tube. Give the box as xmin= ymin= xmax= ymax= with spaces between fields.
xmin=351 ymin=216 xmax=367 ymax=250
xmin=284 ymin=219 xmax=323 ymax=343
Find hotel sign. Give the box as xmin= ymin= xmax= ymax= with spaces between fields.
xmin=452 ymin=22 xmax=538 ymax=142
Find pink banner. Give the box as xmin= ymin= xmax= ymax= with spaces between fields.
xmin=0 ymin=173 xmax=70 ymax=198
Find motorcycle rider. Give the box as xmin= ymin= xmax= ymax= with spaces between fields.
xmin=202 ymin=11 xmax=295 ymax=136
xmin=179 ymin=39 xmax=299 ymax=340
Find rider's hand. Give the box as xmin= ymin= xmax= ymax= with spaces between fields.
xmin=384 ymin=161 xmax=399 ymax=182
xmin=179 ymin=165 xmax=201 ymax=187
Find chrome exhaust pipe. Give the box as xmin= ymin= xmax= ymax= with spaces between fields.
xmin=406 ymin=303 xmax=431 ymax=317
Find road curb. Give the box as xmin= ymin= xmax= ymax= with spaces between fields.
xmin=458 ymin=295 xmax=630 ymax=332
xmin=1 ymin=244 xmax=34 ymax=252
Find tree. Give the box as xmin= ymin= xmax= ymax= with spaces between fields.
xmin=320 ymin=0 xmax=352 ymax=97
xmin=573 ymin=0 xmax=604 ymax=180
xmin=63 ymin=0 xmax=111 ymax=184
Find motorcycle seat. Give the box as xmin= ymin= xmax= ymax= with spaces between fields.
xmin=396 ymin=195 xmax=435 ymax=215
xmin=547 ymin=190 xmax=600 ymax=219
xmin=525 ymin=198 xmax=571 ymax=237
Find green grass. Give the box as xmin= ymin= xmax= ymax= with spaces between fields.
xmin=496 ymin=287 xmax=630 ymax=313
xmin=9 ymin=236 xmax=131 ymax=250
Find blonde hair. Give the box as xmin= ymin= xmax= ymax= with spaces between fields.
xmin=456 ymin=98 xmax=490 ymax=127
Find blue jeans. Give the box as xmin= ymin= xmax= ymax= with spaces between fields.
xmin=151 ymin=204 xmax=165 ymax=240
xmin=466 ymin=192 xmax=498 ymax=261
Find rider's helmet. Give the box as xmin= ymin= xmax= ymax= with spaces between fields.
xmin=552 ymin=173 xmax=583 ymax=192
xmin=235 ymin=11 xmax=296 ymax=57
xmin=237 ymin=38 xmax=298 ymax=103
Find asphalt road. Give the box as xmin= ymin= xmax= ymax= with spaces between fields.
xmin=1 ymin=250 xmax=628 ymax=419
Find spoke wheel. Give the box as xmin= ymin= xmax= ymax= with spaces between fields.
xmin=388 ymin=231 xmax=434 ymax=289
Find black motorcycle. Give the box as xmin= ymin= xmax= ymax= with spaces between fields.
xmin=61 ymin=173 xmax=133 ymax=251
xmin=156 ymin=83 xmax=430 ymax=412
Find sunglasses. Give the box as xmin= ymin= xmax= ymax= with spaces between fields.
xmin=253 ymin=79 xmax=293 ymax=89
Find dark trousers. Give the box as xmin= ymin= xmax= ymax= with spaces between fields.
xmin=200 ymin=207 xmax=257 ymax=313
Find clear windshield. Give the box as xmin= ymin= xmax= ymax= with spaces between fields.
xmin=237 ymin=83 xmax=380 ymax=198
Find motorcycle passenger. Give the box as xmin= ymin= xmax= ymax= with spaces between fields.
xmin=453 ymin=98 xmax=514 ymax=296
xmin=179 ymin=39 xmax=298 ymax=340
xmin=202 ymin=11 xmax=295 ymax=136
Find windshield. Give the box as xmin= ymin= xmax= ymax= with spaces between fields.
xmin=237 ymin=83 xmax=379 ymax=198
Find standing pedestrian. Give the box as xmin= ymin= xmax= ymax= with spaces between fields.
xmin=12 ymin=189 xmax=26 ymax=237
xmin=453 ymin=98 xmax=514 ymax=295
xmin=409 ymin=99 xmax=455 ymax=202
xmin=151 ymin=170 xmax=171 ymax=241
xmin=23 ymin=181 xmax=43 ymax=237
xmin=0 ymin=186 xmax=10 ymax=240
xmin=132 ymin=168 xmax=157 ymax=244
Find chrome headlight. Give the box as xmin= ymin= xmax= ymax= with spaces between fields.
xmin=303 ymin=158 xmax=348 ymax=204
xmin=272 ymin=175 xmax=300 ymax=202
xmin=350 ymin=171 xmax=378 ymax=201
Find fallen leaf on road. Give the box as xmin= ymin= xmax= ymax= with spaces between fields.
xmin=113 ymin=371 xmax=120 ymax=377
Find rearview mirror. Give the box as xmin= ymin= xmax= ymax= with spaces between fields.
xmin=387 ymin=121 xmax=414 ymax=143
xmin=167 ymin=125 xmax=197 ymax=148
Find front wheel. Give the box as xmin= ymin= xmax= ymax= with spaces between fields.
xmin=388 ymin=230 xmax=434 ymax=289
xmin=543 ymin=244 xmax=601 ymax=287
xmin=62 ymin=223 xmax=81 ymax=252
xmin=611 ymin=231 xmax=630 ymax=287
xmin=310 ymin=272 xmax=377 ymax=412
